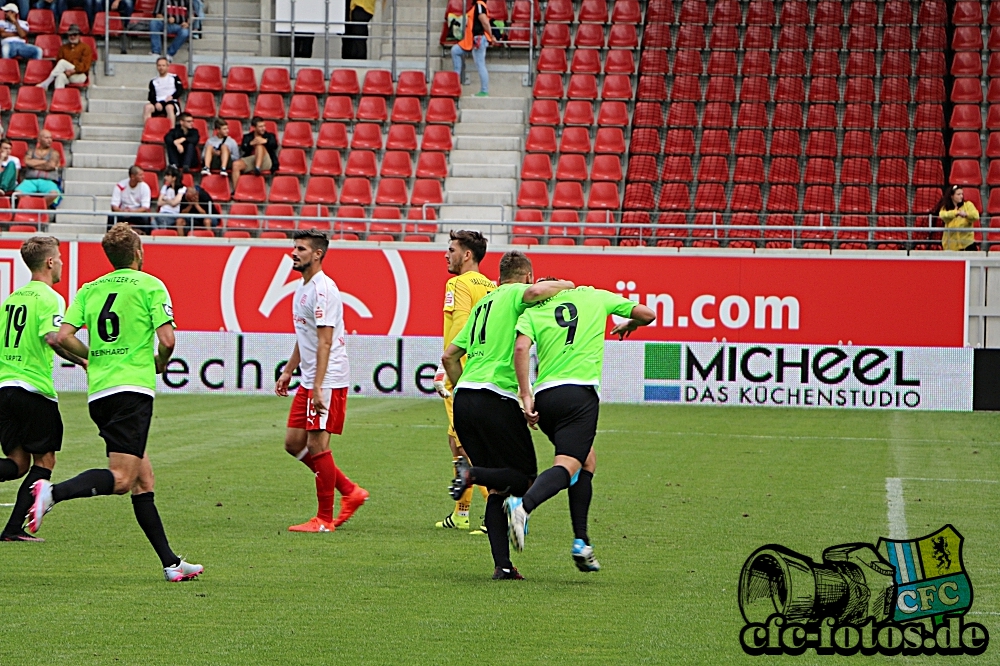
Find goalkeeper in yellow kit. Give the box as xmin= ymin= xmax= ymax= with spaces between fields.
xmin=433 ymin=230 xmax=495 ymax=532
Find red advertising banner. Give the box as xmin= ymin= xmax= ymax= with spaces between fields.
xmin=0 ymin=241 xmax=968 ymax=347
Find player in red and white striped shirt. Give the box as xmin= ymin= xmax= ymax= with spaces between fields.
xmin=275 ymin=229 xmax=368 ymax=533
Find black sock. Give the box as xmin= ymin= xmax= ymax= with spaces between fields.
xmin=471 ymin=467 xmax=532 ymax=497
xmin=51 ymin=468 xmax=115 ymax=503
xmin=485 ymin=493 xmax=512 ymax=569
xmin=131 ymin=492 xmax=180 ymax=568
xmin=522 ymin=466 xmax=571 ymax=514
xmin=0 ymin=458 xmax=19 ymax=482
xmin=4 ymin=465 xmax=50 ymax=534
xmin=568 ymin=470 xmax=594 ymax=545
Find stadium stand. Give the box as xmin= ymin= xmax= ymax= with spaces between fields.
xmin=510 ymin=0 xmax=962 ymax=248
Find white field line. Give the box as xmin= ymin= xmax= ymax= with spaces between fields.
xmin=900 ymin=477 xmax=998 ymax=484
xmin=885 ymin=477 xmax=907 ymax=540
xmin=595 ymin=430 xmax=1000 ymax=446
xmin=0 ymin=503 xmax=12 ymax=507
xmin=968 ymin=611 xmax=1000 ymax=616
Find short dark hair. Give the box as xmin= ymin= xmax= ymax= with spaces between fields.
xmin=293 ymin=228 xmax=329 ymax=258
xmin=128 ymin=165 xmax=143 ymax=177
xmin=178 ymin=112 xmax=192 ymax=122
xmin=251 ymin=116 xmax=264 ymax=127
xmin=163 ymin=165 xmax=181 ymax=183
xmin=102 ymin=223 xmax=141 ymax=269
xmin=449 ymin=229 xmax=487 ymax=263
xmin=0 ymin=138 xmax=11 ymax=149
xmin=213 ymin=118 xmax=227 ymax=130
xmin=21 ymin=235 xmax=59 ymax=272
xmin=499 ymin=250 xmax=532 ymax=282
xmin=156 ymin=56 xmax=169 ymax=65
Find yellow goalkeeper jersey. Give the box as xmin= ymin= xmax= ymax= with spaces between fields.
xmin=443 ymin=270 xmax=495 ymax=349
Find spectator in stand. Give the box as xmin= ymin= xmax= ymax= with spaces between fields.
xmin=164 ymin=112 xmax=199 ymax=170
xmin=342 ymin=0 xmax=374 ymax=59
xmin=230 ymin=117 xmax=279 ymax=189
xmin=37 ymin=24 xmax=94 ymax=89
xmin=0 ymin=138 xmax=19 ymax=195
xmin=154 ymin=165 xmax=186 ymax=233
xmin=450 ymin=0 xmax=493 ymax=97
xmin=179 ymin=182 xmax=214 ymax=232
xmin=202 ymin=118 xmax=237 ymax=177
xmin=0 ymin=4 xmax=41 ymax=60
xmin=109 ymin=165 xmax=151 ymax=231
xmin=939 ymin=185 xmax=981 ymax=252
xmin=143 ymin=57 xmax=184 ymax=126
xmin=113 ymin=0 xmax=134 ymax=53
xmin=15 ymin=130 xmax=61 ymax=206
xmin=150 ymin=0 xmax=190 ymax=62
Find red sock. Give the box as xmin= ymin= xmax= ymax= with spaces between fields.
xmin=298 ymin=451 xmax=317 ymax=472
xmin=312 ymin=450 xmax=337 ymax=523
xmin=335 ymin=467 xmax=357 ymax=496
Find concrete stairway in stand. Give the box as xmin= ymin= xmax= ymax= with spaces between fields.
xmin=439 ymin=94 xmax=525 ymax=241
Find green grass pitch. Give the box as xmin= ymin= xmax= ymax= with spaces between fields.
xmin=0 ymin=394 xmax=996 ymax=665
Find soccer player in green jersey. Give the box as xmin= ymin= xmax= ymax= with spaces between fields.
xmin=28 ymin=224 xmax=203 ymax=582
xmin=507 ymin=285 xmax=655 ymax=571
xmin=0 ymin=236 xmax=86 ymax=541
xmin=441 ymin=251 xmax=573 ymax=579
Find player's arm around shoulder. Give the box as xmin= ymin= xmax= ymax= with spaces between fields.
xmin=522 ymin=279 xmax=575 ymax=304
xmin=609 ymin=293 xmax=656 ymax=340
xmin=55 ymin=289 xmax=90 ymax=367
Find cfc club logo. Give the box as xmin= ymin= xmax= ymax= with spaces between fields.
xmin=738 ymin=525 xmax=988 ymax=656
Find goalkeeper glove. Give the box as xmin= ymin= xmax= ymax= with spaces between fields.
xmin=433 ymin=364 xmax=451 ymax=398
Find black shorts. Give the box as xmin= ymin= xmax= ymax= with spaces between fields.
xmin=535 ymin=384 xmax=600 ymax=464
xmin=0 ymin=387 xmax=62 ymax=456
xmin=89 ymin=391 xmax=154 ymax=458
xmin=453 ymin=388 xmax=537 ymax=482
xmin=150 ymin=100 xmax=180 ymax=117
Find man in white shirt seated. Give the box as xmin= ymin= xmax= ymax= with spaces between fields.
xmin=109 ymin=165 xmax=152 ymax=233
xmin=0 ymin=4 xmax=40 ymax=59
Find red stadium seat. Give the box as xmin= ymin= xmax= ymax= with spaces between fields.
xmin=702 ymin=103 xmax=731 ymax=128
xmin=279 ymin=122 xmax=312 ymax=149
xmin=845 ymin=78 xmax=875 ymax=103
xmin=48 ymin=88 xmax=82 ymax=115
xmin=556 ymin=154 xmax=588 ymax=181
xmin=22 ymin=60 xmax=52 ymax=86
xmin=567 ymin=74 xmax=598 ymax=100
xmin=607 ymin=24 xmax=638 ymax=48
xmin=560 ymin=127 xmax=591 ymax=154
xmin=768 ymin=157 xmax=800 ymax=184
xmin=34 ymin=33 xmax=60 ymax=58
xmin=323 ymin=96 xmax=354 ymax=121
xmin=218 ymin=93 xmax=250 ymax=119
xmin=305 ymin=177 xmax=339 ymax=204
xmin=806 ymin=105 xmax=836 ymax=129
xmin=657 ymin=184 xmax=690 ymax=211
xmin=356 ymin=96 xmax=388 ymax=123
xmin=660 ymin=129 xmax=694 ymax=155
xmin=952 ymin=79 xmax=984 ymax=104
xmin=233 ymin=175 xmax=267 ymax=203
xmin=329 ymin=69 xmax=360 ymax=95
xmin=775 ymin=78 xmax=805 ymax=103
xmin=914 ymin=132 xmax=946 ymax=157
xmin=293 ymin=68 xmax=325 ymax=95
xmin=708 ymin=50 xmax=737 ymax=76
xmin=410 ymin=179 xmax=444 ymax=206
xmin=703 ymin=129 xmax=733 ymax=155
xmin=260 ymin=67 xmax=292 ymax=94
xmin=310 ymin=149 xmax=343 ymax=176
xmin=574 ymin=23 xmax=604 ymax=47
xmin=839 ymin=187 xmax=872 ymax=213
xmin=541 ymin=23 xmax=570 ymax=47
xmin=595 ymin=128 xmax=625 ymax=154
xmin=415 ymin=152 xmax=448 ymax=179
xmin=199 ymin=175 xmax=231 ymax=203
xmin=360 ymin=70 xmax=393 ymax=97
xmin=591 ymin=155 xmax=622 ymax=182
xmin=14 ymin=87 xmax=46 ymax=113
xmin=953 ymin=26 xmax=984 ymax=50
xmin=525 ymin=126 xmax=557 ymax=153
xmin=425 ymin=98 xmax=457 ymax=124
xmin=141 ymin=117 xmax=171 ymax=143
xmin=601 ymin=75 xmax=632 ymax=100
xmin=268 ymin=176 xmax=302 ymax=203
xmin=288 ymin=94 xmax=320 ymax=121
xmin=224 ymin=66 xmax=256 ymax=93
xmin=731 ymin=185 xmax=763 ymax=212
xmin=770 ymin=131 xmax=801 ymax=157
xmin=317 ymin=122 xmax=348 ymax=149
xmin=185 ymin=91 xmax=217 ymax=118
xmin=578 ymin=0 xmax=607 ymax=23
xmin=775 ymin=52 xmax=804 ymax=76
xmin=532 ymin=74 xmax=563 ymax=99
xmin=0 ymin=59 xmax=19 ymax=85
xmin=639 ymin=51 xmax=668 ymax=75
xmin=611 ymin=0 xmax=641 ymax=23
xmin=375 ymin=178 xmax=409 ymax=206
xmin=626 ymin=155 xmax=657 ymax=182
xmin=192 ymin=65 xmax=223 ymax=92
xmin=951 ymin=132 xmax=983 ymax=158
xmin=841 ymin=158 xmax=873 ymax=184
xmin=950 ymin=160 xmax=983 ymax=186
xmin=537 ymin=48 xmax=568 ymax=73
xmin=27 ymin=9 xmax=56 ymax=34
xmin=134 ymin=143 xmax=165 ymax=171
xmin=843 ymin=104 xmax=873 ymax=129
xmin=42 ymin=114 xmax=74 ymax=141
xmin=772 ymin=104 xmax=803 ymax=129
xmin=431 ymin=71 xmax=462 ymax=98
xmin=598 ymin=101 xmax=629 ymax=127
xmin=805 ymin=158 xmax=835 ymax=185
xmin=842 ymin=131 xmax=874 ymax=157
xmin=345 ymin=150 xmax=378 ymax=177
xmin=661 ymin=156 xmax=693 ymax=182
xmin=913 ymin=160 xmax=944 ymax=186
xmin=736 ymin=104 xmax=767 ymax=128
xmin=522 ymin=154 xmax=552 ymax=180
xmin=673 ymin=51 xmax=703 ymax=75
xmin=253 ymin=93 xmax=286 ymax=120
xmin=604 ymin=50 xmax=635 ymax=74
xmin=517 ymin=181 xmax=550 ymax=208
xmin=804 ymin=186 xmax=835 ymax=213
xmin=544 ymin=0 xmax=573 ymax=22
xmin=809 ymin=78 xmax=839 ymax=104
xmin=697 ymin=156 xmax=729 ymax=182
xmin=351 ymin=123 xmax=383 ymax=150
xmin=806 ymin=132 xmax=837 ymax=158
xmin=395 ymin=70 xmax=427 ymax=97
xmin=563 ymin=101 xmax=594 ymax=126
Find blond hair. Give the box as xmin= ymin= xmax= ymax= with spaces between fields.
xmin=20 ymin=235 xmax=59 ymax=272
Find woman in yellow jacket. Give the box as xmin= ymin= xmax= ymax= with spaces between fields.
xmin=939 ymin=185 xmax=980 ymax=251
